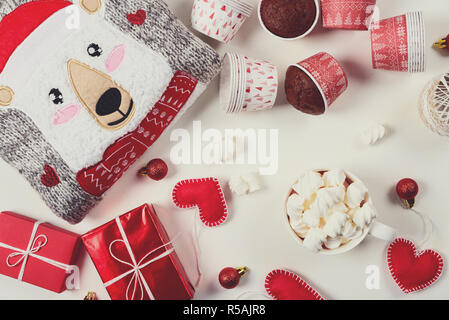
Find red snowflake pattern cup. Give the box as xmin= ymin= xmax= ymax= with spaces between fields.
xmin=290 ymin=52 xmax=348 ymax=111
xmin=321 ymin=0 xmax=377 ymax=30
xmin=191 ymin=0 xmax=253 ymax=43
xmin=220 ymin=53 xmax=278 ymax=113
xmin=370 ymin=12 xmax=425 ymax=72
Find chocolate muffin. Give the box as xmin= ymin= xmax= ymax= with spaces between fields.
xmin=260 ymin=0 xmax=317 ymax=39
xmin=285 ymin=65 xmax=325 ymax=115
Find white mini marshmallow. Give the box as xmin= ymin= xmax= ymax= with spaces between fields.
xmin=229 ymin=172 xmax=262 ymax=196
xmin=346 ymin=181 xmax=368 ymax=208
xmin=323 ymin=169 xmax=346 ymax=187
xmin=341 ymin=221 xmax=363 ymax=240
xmin=324 ymin=237 xmax=342 ymax=249
xmin=323 ymin=211 xmax=348 ymax=238
xmin=353 ymin=203 xmax=377 ymax=228
xmin=286 ymin=193 xmax=305 ymax=221
xmin=292 ymin=171 xmax=323 ymax=198
xmin=302 ymin=207 xmax=321 ymax=228
xmin=303 ymin=228 xmax=326 ymax=253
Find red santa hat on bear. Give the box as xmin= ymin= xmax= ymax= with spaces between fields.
xmin=0 ymin=0 xmax=101 ymax=106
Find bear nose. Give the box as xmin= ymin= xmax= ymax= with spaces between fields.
xmin=96 ymin=88 xmax=122 ymax=116
xmin=67 ymin=59 xmax=135 ymax=130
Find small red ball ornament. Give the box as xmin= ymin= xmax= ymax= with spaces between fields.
xmin=396 ymin=178 xmax=419 ymax=208
xmin=138 ymin=159 xmax=168 ymax=181
xmin=219 ymin=267 xmax=248 ymax=289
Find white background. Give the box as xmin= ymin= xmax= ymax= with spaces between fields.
xmin=1 ymin=0 xmax=449 ymax=300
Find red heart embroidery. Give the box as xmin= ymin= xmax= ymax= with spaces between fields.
xmin=265 ymin=269 xmax=325 ymax=300
xmin=387 ymin=238 xmax=444 ymax=294
xmin=127 ymin=9 xmax=146 ymax=25
xmin=172 ymin=178 xmax=227 ymax=227
xmin=40 ymin=164 xmax=61 ymax=188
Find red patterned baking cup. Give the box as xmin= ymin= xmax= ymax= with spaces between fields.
xmin=220 ymin=53 xmax=278 ymax=113
xmin=242 ymin=56 xmax=278 ymax=111
xmin=321 ymin=0 xmax=376 ymax=30
xmin=370 ymin=12 xmax=425 ymax=72
xmin=291 ymin=52 xmax=348 ymax=110
xmin=191 ymin=0 xmax=253 ymax=43
xmin=258 ymin=0 xmax=320 ymax=40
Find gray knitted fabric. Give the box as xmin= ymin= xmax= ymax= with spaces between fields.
xmin=0 ymin=109 xmax=101 ymax=224
xmin=0 ymin=0 xmax=221 ymax=224
xmin=104 ymin=0 xmax=221 ymax=84
xmin=0 ymin=0 xmax=32 ymax=18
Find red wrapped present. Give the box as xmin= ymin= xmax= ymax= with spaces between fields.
xmin=0 ymin=211 xmax=80 ymax=293
xmin=82 ymin=204 xmax=194 ymax=300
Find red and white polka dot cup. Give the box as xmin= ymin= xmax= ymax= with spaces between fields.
xmin=321 ymin=0 xmax=377 ymax=30
xmin=370 ymin=12 xmax=425 ymax=72
xmin=290 ymin=52 xmax=348 ymax=111
xmin=220 ymin=53 xmax=278 ymax=113
xmin=191 ymin=0 xmax=253 ymax=43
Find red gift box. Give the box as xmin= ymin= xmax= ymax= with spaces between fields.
xmin=82 ymin=204 xmax=194 ymax=300
xmin=0 ymin=211 xmax=80 ymax=293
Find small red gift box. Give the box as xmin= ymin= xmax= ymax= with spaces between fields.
xmin=82 ymin=204 xmax=194 ymax=300
xmin=0 ymin=211 xmax=80 ymax=293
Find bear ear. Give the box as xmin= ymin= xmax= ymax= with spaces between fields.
xmin=0 ymin=86 xmax=14 ymax=107
xmin=80 ymin=0 xmax=102 ymax=15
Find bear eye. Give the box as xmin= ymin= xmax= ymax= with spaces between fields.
xmin=49 ymin=88 xmax=63 ymax=105
xmin=87 ymin=43 xmax=103 ymax=57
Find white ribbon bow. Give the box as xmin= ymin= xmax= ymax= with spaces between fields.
xmin=103 ymin=217 xmax=176 ymax=300
xmin=0 ymin=221 xmax=71 ymax=281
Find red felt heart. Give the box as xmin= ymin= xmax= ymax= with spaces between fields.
xmin=387 ymin=238 xmax=444 ymax=294
xmin=265 ymin=269 xmax=325 ymax=300
xmin=172 ymin=177 xmax=227 ymax=227
xmin=127 ymin=9 xmax=146 ymax=25
xmin=40 ymin=164 xmax=60 ymax=188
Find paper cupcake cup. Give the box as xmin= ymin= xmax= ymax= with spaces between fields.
xmin=321 ymin=0 xmax=376 ymax=30
xmin=370 ymin=12 xmax=425 ymax=72
xmin=290 ymin=52 xmax=348 ymax=110
xmin=191 ymin=0 xmax=254 ymax=43
xmin=242 ymin=56 xmax=278 ymax=112
xmin=220 ymin=53 xmax=242 ymax=113
xmin=220 ymin=53 xmax=278 ymax=113
xmin=258 ymin=0 xmax=320 ymax=40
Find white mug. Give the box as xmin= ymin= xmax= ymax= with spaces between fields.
xmin=284 ymin=169 xmax=397 ymax=255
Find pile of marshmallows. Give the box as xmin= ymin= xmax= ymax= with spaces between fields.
xmin=286 ymin=169 xmax=377 ymax=253
xmin=191 ymin=0 xmax=426 ymax=114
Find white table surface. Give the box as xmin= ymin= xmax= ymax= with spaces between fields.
xmin=1 ymin=0 xmax=449 ymax=300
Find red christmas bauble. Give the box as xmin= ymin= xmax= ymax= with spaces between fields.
xmin=219 ymin=267 xmax=248 ymax=289
xmin=139 ymin=159 xmax=168 ymax=181
xmin=396 ymin=178 xmax=419 ymax=200
xmin=396 ymin=178 xmax=419 ymax=208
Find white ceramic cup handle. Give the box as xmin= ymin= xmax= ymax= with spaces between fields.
xmin=369 ymin=221 xmax=397 ymax=242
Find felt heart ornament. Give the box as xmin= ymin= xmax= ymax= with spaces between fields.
xmin=387 ymin=238 xmax=444 ymax=294
xmin=172 ymin=177 xmax=227 ymax=227
xmin=265 ymin=269 xmax=325 ymax=300
xmin=127 ymin=9 xmax=147 ymax=25
xmin=40 ymin=164 xmax=61 ymax=188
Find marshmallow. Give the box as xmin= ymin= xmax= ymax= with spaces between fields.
xmin=229 ymin=172 xmax=262 ymax=196
xmin=353 ymin=202 xmax=377 ymax=228
xmin=323 ymin=211 xmax=348 ymax=238
xmin=287 ymin=193 xmax=305 ymax=220
xmin=323 ymin=169 xmax=346 ymax=187
xmin=292 ymin=171 xmax=323 ymax=198
xmin=346 ymin=181 xmax=368 ymax=208
xmin=303 ymin=228 xmax=326 ymax=253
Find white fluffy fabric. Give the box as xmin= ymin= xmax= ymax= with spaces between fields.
xmin=2 ymin=6 xmax=181 ymax=172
